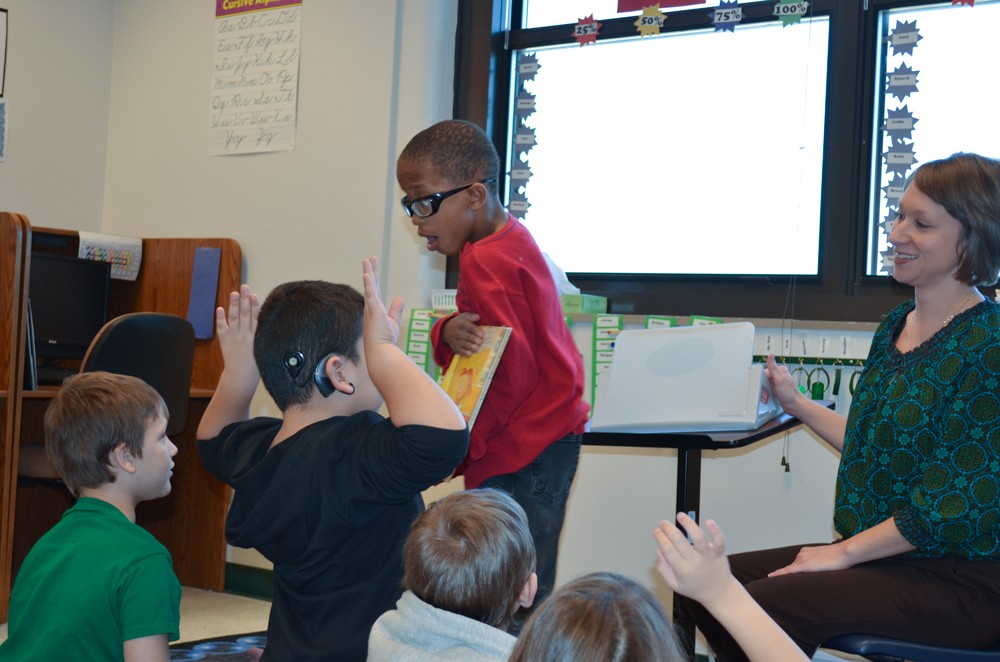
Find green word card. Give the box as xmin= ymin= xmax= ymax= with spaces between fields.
xmin=591 ymin=314 xmax=623 ymax=403
xmin=405 ymin=309 xmax=440 ymax=381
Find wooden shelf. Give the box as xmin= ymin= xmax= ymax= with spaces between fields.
xmin=1 ymin=216 xmax=243 ymax=620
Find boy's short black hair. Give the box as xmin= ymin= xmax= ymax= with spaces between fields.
xmin=398 ymin=119 xmax=500 ymax=189
xmin=402 ymin=488 xmax=536 ymax=631
xmin=253 ymin=280 xmax=364 ymax=410
xmin=45 ymin=371 xmax=166 ymax=497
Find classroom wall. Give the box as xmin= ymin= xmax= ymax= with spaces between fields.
xmin=0 ymin=0 xmax=115 ymax=229
xmin=101 ymin=0 xmax=454 ymax=313
xmin=0 ymin=0 xmax=453 ymax=314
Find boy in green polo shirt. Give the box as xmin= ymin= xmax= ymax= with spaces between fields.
xmin=0 ymin=372 xmax=182 ymax=662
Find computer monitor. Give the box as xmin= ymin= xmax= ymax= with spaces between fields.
xmin=28 ymin=252 xmax=111 ymax=360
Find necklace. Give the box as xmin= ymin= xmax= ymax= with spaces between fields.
xmin=906 ymin=291 xmax=977 ymax=349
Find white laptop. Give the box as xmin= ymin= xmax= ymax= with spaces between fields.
xmin=588 ymin=322 xmax=782 ymax=434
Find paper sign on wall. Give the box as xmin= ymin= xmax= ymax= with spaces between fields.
xmin=406 ymin=309 xmax=441 ymax=382
xmin=591 ymin=315 xmax=622 ymax=403
xmin=78 ymin=231 xmax=143 ymax=281
xmin=210 ymin=0 xmax=302 ymax=155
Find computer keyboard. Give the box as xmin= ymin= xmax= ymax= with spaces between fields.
xmin=35 ymin=366 xmax=77 ymax=386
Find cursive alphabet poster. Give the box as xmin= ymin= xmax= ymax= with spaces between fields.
xmin=211 ymin=0 xmax=301 ymax=155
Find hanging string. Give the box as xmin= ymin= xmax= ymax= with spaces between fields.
xmin=780 ymin=275 xmax=797 ymax=364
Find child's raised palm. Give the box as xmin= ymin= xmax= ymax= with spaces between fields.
xmin=362 ymin=257 xmax=403 ymax=348
xmin=216 ymin=284 xmax=260 ymax=380
xmin=653 ymin=512 xmax=733 ymax=607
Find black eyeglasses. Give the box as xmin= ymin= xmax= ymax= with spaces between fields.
xmin=401 ymin=178 xmax=496 ymax=219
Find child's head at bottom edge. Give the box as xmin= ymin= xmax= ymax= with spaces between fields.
xmin=508 ymin=571 xmax=686 ymax=662
xmin=45 ymin=371 xmax=169 ymax=498
xmin=403 ymin=487 xmax=537 ymax=632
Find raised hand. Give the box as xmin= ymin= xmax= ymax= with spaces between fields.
xmin=653 ymin=512 xmax=732 ymax=607
xmin=216 ymin=284 xmax=260 ymax=380
xmin=654 ymin=513 xmax=811 ymax=662
xmin=359 ymin=257 xmax=465 ymax=431
xmin=362 ymin=256 xmax=403 ymax=349
xmin=198 ymin=284 xmax=261 ymax=440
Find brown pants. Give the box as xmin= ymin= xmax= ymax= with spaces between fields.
xmin=685 ymin=543 xmax=1000 ymax=662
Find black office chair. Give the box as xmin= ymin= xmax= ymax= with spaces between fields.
xmin=18 ymin=312 xmax=196 ymax=480
xmin=80 ymin=312 xmax=196 ymax=437
xmin=822 ymin=633 xmax=1000 ymax=662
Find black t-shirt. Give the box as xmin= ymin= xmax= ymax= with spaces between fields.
xmin=199 ymin=412 xmax=468 ymax=661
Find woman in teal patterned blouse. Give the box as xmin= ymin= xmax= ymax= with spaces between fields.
xmin=688 ymin=153 xmax=1000 ymax=661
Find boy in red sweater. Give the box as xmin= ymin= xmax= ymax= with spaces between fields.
xmin=397 ymin=119 xmax=590 ymax=602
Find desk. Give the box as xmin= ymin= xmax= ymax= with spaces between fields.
xmin=583 ymin=403 xmax=832 ymax=656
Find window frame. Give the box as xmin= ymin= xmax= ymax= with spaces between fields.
xmin=451 ymin=0 xmax=942 ymax=322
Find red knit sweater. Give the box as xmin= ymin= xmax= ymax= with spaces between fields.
xmin=431 ymin=215 xmax=590 ymax=488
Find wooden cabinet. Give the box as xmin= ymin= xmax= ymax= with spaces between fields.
xmin=0 ymin=217 xmax=243 ymax=621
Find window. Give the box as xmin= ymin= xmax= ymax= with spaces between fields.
xmin=867 ymin=1 xmax=1000 ymax=276
xmin=521 ymin=0 xmax=773 ymax=28
xmin=509 ymin=19 xmax=828 ymax=277
xmin=454 ymin=0 xmax=998 ymax=320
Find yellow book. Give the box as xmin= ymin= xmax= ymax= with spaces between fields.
xmin=439 ymin=326 xmax=512 ymax=429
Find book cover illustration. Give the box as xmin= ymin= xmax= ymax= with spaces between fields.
xmin=439 ymin=325 xmax=512 ymax=429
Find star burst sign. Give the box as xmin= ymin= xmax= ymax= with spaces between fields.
xmin=889 ymin=20 xmax=922 ymax=57
xmin=573 ymin=15 xmax=603 ymax=45
xmin=518 ymin=52 xmax=540 ymax=82
xmin=773 ymin=0 xmax=809 ymax=26
xmin=712 ymin=1 xmax=743 ymax=32
xmin=634 ymin=5 xmax=668 ymax=37
xmin=886 ymin=63 xmax=919 ymax=102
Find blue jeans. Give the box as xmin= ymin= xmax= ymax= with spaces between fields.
xmin=479 ymin=432 xmax=582 ymax=604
